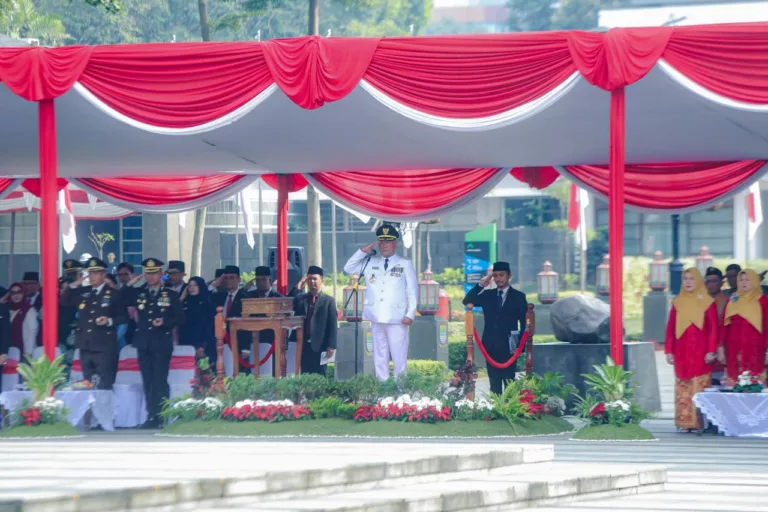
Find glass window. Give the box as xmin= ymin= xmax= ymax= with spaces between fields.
xmin=0 ymin=213 xmax=39 ymax=254
xmin=121 ymin=214 xmax=143 ymax=264
xmin=288 ymin=202 xmax=308 ymax=232
xmin=320 ymin=202 xmax=345 ymax=232
xmin=122 ymin=215 xmax=143 ymax=228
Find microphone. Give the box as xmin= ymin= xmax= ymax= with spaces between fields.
xmin=365 ymin=249 xmax=377 ymax=260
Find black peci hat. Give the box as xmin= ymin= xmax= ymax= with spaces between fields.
xmin=307 ymin=265 xmax=324 ymax=277
xmin=254 ymin=266 xmax=271 ymax=277
xmin=167 ymin=260 xmax=186 ymax=273
xmin=492 ymin=261 xmax=511 ymax=273
xmin=376 ymin=224 xmax=400 ymax=241
xmin=223 ymin=265 xmax=240 ymax=276
xmin=22 ymin=272 xmax=39 ymax=282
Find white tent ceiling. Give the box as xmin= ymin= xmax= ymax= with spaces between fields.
xmin=1 ymin=64 xmax=767 ymax=179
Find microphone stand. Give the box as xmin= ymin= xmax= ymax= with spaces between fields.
xmin=343 ymin=252 xmax=374 ymax=376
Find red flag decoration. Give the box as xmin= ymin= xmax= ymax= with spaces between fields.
xmin=568 ymin=183 xmax=579 ymax=231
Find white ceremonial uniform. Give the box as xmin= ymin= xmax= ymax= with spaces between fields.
xmin=344 ymin=249 xmax=418 ymax=380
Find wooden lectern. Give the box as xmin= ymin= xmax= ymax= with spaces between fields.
xmin=213 ymin=298 xmax=304 ymax=379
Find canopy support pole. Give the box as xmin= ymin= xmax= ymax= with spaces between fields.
xmin=608 ymin=88 xmax=625 ymax=366
xmin=276 ymin=175 xmax=289 ymax=295
xmin=39 ymin=99 xmax=59 ymax=361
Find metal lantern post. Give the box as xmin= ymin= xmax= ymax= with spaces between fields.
xmin=597 ymin=254 xmax=610 ymax=296
xmin=418 ymin=269 xmax=440 ymax=315
xmin=536 ymin=261 xmax=559 ymax=304
xmin=649 ymin=250 xmax=668 ymax=291
xmin=696 ymin=246 xmax=714 ymax=276
xmin=342 ymin=274 xmax=365 ymax=322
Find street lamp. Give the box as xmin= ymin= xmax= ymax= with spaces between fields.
xmin=649 ymin=251 xmax=668 ymax=292
xmin=537 ymin=261 xmax=559 ymax=304
xmin=418 ymin=269 xmax=440 ymax=315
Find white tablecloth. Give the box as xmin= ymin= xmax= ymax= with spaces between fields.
xmin=693 ymin=392 xmax=768 ymax=438
xmin=0 ymin=390 xmax=115 ymax=431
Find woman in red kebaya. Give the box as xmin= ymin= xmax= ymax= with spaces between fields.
xmin=665 ymin=268 xmax=717 ymax=432
xmin=720 ymin=269 xmax=768 ymax=384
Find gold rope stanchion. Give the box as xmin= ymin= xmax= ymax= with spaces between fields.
xmin=465 ymin=304 xmax=475 ymax=400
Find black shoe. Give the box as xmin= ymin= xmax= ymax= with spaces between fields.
xmin=140 ymin=419 xmax=159 ymax=430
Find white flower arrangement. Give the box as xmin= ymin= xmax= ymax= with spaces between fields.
xmin=378 ymin=394 xmax=443 ymax=411
xmin=33 ymin=397 xmax=65 ymax=414
xmin=605 ymin=400 xmax=630 ymax=412
xmin=544 ymin=396 xmax=566 ymax=415
xmin=738 ymin=371 xmax=755 ymax=388
xmin=234 ymin=399 xmax=295 ymax=408
xmin=454 ymin=398 xmax=494 ymax=410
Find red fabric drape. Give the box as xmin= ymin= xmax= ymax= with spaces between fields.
xmin=261 ymin=174 xmax=309 ymax=192
xmin=309 ymin=168 xmax=503 ymax=217
xmin=2 ymin=25 xmax=768 ymax=125
xmin=564 ymin=160 xmax=767 ymax=211
xmin=509 ymin=167 xmax=560 ymax=190
xmin=663 ymin=23 xmax=768 ymax=104
xmin=276 ymin=175 xmax=290 ymax=296
xmin=363 ymin=34 xmax=576 ymax=118
xmin=0 ymin=179 xmax=16 ymax=197
xmin=75 ymin=175 xmax=249 ymax=206
xmin=39 ymin=99 xmax=59 ymax=361
xmin=21 ymin=178 xmax=68 ymax=196
xmin=260 ymin=36 xmax=380 ymax=109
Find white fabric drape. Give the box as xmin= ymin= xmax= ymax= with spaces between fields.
xmin=73 ymin=83 xmax=280 ymax=135
xmin=657 ymin=60 xmax=768 ymax=113
xmin=358 ymin=73 xmax=581 ymax=131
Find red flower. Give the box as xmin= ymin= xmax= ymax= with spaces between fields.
xmin=21 ymin=407 xmax=41 ymax=427
xmin=590 ymin=403 xmax=606 ymax=417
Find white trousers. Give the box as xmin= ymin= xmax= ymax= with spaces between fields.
xmin=371 ymin=323 xmax=409 ymax=381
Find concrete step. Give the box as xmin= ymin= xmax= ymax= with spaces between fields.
xmin=201 ymin=462 xmax=667 ymax=511
xmin=14 ymin=445 xmax=554 ymax=512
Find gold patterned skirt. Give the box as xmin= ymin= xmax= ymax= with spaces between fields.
xmin=675 ymin=374 xmax=711 ymax=430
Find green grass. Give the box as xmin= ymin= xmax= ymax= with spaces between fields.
xmin=0 ymin=421 xmax=80 ymax=438
xmin=572 ymin=424 xmax=655 ymax=441
xmin=162 ymin=415 xmax=574 ymax=438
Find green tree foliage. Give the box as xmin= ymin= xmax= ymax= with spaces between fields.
xmin=506 ymin=0 xmax=552 ymax=32
xmin=0 ymin=0 xmax=68 ymax=45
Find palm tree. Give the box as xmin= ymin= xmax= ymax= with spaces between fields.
xmin=0 ymin=0 xmax=69 ymax=46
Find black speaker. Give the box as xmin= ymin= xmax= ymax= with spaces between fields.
xmin=268 ymin=246 xmax=305 ymax=291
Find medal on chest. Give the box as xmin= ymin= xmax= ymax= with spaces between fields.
xmin=369 ymin=273 xmax=376 ymax=284
xmin=79 ymin=303 xmax=86 ymax=310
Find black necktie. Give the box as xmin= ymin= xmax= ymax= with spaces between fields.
xmin=384 ymin=258 xmax=389 ymax=271
xmin=497 ymin=289 xmax=504 ymax=308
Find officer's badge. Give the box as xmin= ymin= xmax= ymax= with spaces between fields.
xmin=79 ymin=303 xmax=85 ymax=310
xmin=382 ymin=227 xmax=389 ymax=236
xmin=147 ymin=259 xmax=155 ymax=267
xmin=90 ymin=259 xmax=98 ymax=268
xmin=138 ymin=304 xmax=145 ymax=310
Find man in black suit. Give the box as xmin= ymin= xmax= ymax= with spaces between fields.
xmin=292 ymin=266 xmax=337 ymax=375
xmin=165 ymin=260 xmax=187 ymax=295
xmin=212 ymin=265 xmax=255 ymax=373
xmin=462 ymin=261 xmax=528 ymax=395
xmin=120 ymin=258 xmax=185 ymax=428
xmin=60 ymin=258 xmax=126 ymax=389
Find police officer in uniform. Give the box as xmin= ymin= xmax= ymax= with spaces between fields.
xmin=343 ymin=224 xmax=418 ymax=381
xmin=121 ymin=259 xmax=185 ymax=428
xmin=60 ymin=258 xmax=125 ymax=389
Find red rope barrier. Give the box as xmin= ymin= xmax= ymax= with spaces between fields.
xmin=224 ymin=332 xmax=275 ymax=369
xmin=473 ymin=327 xmax=529 ymax=369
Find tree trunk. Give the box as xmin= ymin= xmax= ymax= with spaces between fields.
xmin=305 ymin=0 xmax=322 ymax=267
xmin=426 ymin=224 xmax=432 ymax=271
xmin=190 ymin=0 xmax=210 ymax=278
xmin=197 ymin=0 xmax=211 ymax=42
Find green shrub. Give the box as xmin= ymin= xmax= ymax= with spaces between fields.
xmin=276 ymin=374 xmax=331 ymax=403
xmin=310 ymin=396 xmax=343 ymax=418
xmin=334 ymin=374 xmax=380 ymax=404
xmin=398 ymin=371 xmax=444 ymax=399
xmin=398 ymin=360 xmax=447 ymax=379
xmin=449 ymin=341 xmax=467 ymax=370
xmin=326 ymin=363 xmax=335 ymax=380
xmin=335 ymin=403 xmax=358 ymax=420
xmin=226 ymin=375 xmax=269 ymax=405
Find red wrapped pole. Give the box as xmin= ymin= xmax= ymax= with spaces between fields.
xmin=276 ymin=175 xmax=289 ymax=296
xmin=39 ymin=99 xmax=59 ymax=361
xmin=608 ymin=88 xmax=625 ymax=365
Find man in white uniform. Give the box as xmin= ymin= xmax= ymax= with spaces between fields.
xmin=344 ymin=224 xmax=418 ymax=381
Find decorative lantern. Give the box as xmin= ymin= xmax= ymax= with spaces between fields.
xmin=537 ymin=261 xmax=559 ymax=304
xmin=696 ymin=246 xmax=714 ymax=276
xmin=597 ymin=254 xmax=610 ymax=296
xmin=342 ymin=274 xmax=366 ymax=322
xmin=649 ymin=251 xmax=668 ymax=292
xmin=418 ymin=269 xmax=440 ymax=315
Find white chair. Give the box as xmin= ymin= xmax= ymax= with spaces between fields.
xmin=70 ymin=349 xmax=83 ymax=382
xmin=2 ymin=347 xmax=21 ymax=392
xmin=113 ymin=345 xmax=147 ymax=428
xmin=31 ymin=346 xmax=61 ymax=360
xmin=168 ymin=345 xmax=196 ymax=399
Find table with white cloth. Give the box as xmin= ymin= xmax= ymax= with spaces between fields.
xmin=693 ymin=392 xmax=768 ymax=438
xmin=0 ymin=390 xmax=115 ymax=431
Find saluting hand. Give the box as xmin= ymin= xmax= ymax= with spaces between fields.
xmin=128 ymin=274 xmax=144 ymax=286
xmin=296 ymin=276 xmax=307 ymax=290
xmin=478 ymin=275 xmax=493 ymax=288
xmin=362 ymin=240 xmax=378 ymax=254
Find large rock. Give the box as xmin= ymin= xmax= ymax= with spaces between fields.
xmin=550 ymin=295 xmax=619 ymax=344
